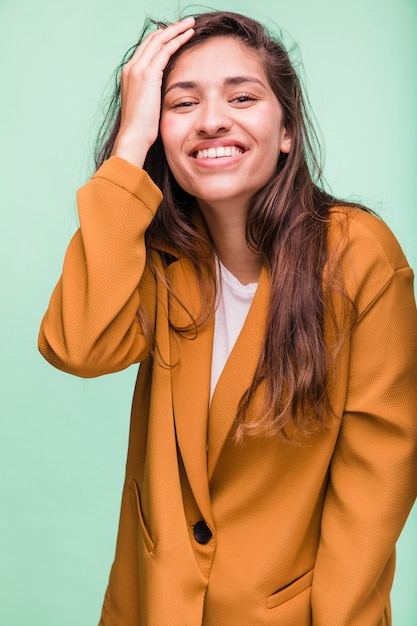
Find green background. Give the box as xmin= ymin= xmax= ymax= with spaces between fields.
xmin=1 ymin=0 xmax=416 ymax=624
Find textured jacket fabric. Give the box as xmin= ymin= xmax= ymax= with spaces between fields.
xmin=39 ymin=156 xmax=417 ymax=625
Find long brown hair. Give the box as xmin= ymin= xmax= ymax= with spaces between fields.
xmin=95 ymin=11 xmax=362 ymax=440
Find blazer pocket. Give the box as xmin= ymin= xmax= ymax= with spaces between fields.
xmin=130 ymin=478 xmax=155 ymax=555
xmin=267 ymin=569 xmax=314 ymax=609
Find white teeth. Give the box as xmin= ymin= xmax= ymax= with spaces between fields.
xmin=195 ymin=146 xmax=243 ymax=159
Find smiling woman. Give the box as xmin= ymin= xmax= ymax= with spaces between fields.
xmin=160 ymin=37 xmax=291 ymax=232
xmin=38 ymin=10 xmax=417 ymax=626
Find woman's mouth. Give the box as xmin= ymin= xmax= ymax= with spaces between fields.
xmin=193 ymin=145 xmax=244 ymax=159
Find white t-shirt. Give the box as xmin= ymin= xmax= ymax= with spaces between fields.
xmin=210 ymin=260 xmax=258 ymax=401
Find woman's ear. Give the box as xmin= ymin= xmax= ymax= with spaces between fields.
xmin=279 ymin=125 xmax=292 ymax=154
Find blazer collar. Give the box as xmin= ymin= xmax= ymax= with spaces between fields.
xmin=207 ymin=265 xmax=270 ymax=479
xmin=169 ymin=257 xmax=214 ymax=525
xmin=171 ymin=262 xmax=270 ymax=516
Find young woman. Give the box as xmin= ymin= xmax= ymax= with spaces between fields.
xmin=38 ymin=11 xmax=417 ymax=626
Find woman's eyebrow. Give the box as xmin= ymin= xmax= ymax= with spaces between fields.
xmin=165 ymin=80 xmax=197 ymax=95
xmin=225 ymin=76 xmax=267 ymax=89
xmin=164 ymin=75 xmax=267 ymax=95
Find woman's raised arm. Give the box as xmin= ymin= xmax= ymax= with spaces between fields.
xmin=38 ymin=158 xmax=163 ymax=377
xmin=112 ymin=17 xmax=195 ymax=168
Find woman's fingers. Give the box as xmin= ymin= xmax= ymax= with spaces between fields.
xmin=127 ymin=17 xmax=195 ymax=70
xmin=112 ymin=17 xmax=195 ymax=168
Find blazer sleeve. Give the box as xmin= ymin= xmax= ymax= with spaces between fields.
xmin=38 ymin=156 xmax=163 ymax=378
xmin=312 ymin=210 xmax=417 ymax=625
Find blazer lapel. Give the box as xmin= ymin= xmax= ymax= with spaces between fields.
xmin=170 ymin=258 xmax=214 ymax=525
xmin=207 ymin=265 xmax=270 ymax=480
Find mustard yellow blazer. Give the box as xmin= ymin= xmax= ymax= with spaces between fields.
xmin=39 ymin=157 xmax=417 ymax=625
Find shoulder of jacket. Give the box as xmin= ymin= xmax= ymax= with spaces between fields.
xmin=327 ymin=207 xmax=413 ymax=315
xmin=328 ymin=206 xmax=409 ymax=273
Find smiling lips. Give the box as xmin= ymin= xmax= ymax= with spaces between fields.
xmin=194 ymin=145 xmax=244 ymax=159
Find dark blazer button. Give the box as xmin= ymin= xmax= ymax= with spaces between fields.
xmin=193 ymin=520 xmax=212 ymax=544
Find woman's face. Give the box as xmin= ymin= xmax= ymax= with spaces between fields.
xmin=160 ymin=36 xmax=292 ymax=214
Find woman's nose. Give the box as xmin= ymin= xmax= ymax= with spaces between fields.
xmin=194 ymin=101 xmax=232 ymax=135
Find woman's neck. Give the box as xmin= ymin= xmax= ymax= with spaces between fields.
xmin=198 ymin=201 xmax=262 ymax=285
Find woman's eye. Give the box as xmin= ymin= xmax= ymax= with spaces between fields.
xmin=232 ymin=93 xmax=257 ymax=104
xmin=172 ymin=100 xmax=196 ymax=109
